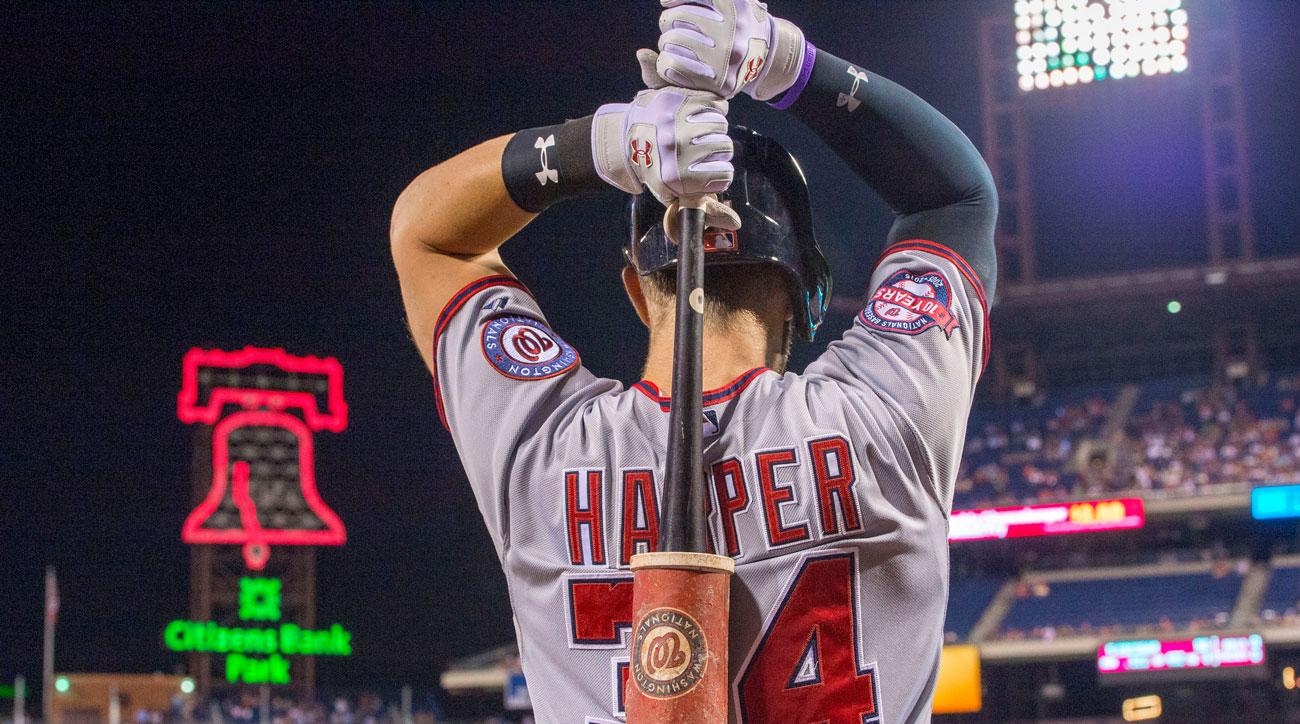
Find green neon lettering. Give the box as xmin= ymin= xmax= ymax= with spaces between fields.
xmin=164 ymin=619 xmax=350 ymax=656
xmin=225 ymin=653 xmax=246 ymax=683
xmin=270 ymin=653 xmax=291 ymax=684
xmin=280 ymin=623 xmax=301 ymax=655
xmin=164 ymin=620 xmax=189 ymax=651
xmin=225 ymin=653 xmax=293 ymax=685
xmin=304 ymin=626 xmax=325 ymax=655
xmin=330 ymin=624 xmax=352 ymax=656
xmin=164 ymin=621 xmax=280 ymax=655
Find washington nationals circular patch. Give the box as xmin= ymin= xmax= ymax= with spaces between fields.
xmin=859 ymin=268 xmax=959 ymax=338
xmin=481 ymin=315 xmax=579 ymax=380
xmin=631 ymin=607 xmax=707 ymax=699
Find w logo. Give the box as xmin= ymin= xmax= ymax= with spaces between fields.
xmin=629 ymin=139 xmax=654 ymax=168
xmin=509 ymin=327 xmax=555 ymax=363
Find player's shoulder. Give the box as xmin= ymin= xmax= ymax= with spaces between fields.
xmin=719 ymin=367 xmax=888 ymax=432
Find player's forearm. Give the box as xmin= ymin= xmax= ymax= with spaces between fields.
xmin=787 ymin=49 xmax=993 ymax=214
xmin=785 ymin=49 xmax=998 ymax=293
xmin=390 ymin=135 xmax=536 ymax=259
xmin=391 ymin=115 xmax=615 ymax=259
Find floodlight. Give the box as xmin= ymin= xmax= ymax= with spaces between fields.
xmin=1015 ymin=0 xmax=1189 ymax=92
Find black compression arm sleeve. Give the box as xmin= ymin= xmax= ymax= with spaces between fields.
xmin=785 ymin=49 xmax=998 ymax=297
xmin=501 ymin=115 xmax=604 ymax=213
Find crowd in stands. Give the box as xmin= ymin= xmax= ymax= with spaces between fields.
xmin=1008 ymin=542 xmax=1238 ymax=573
xmin=953 ymin=374 xmax=1300 ymax=509
xmin=1117 ymin=376 xmax=1300 ymax=496
xmin=955 ymin=389 xmax=1112 ymax=508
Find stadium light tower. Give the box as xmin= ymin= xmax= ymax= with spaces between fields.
xmin=977 ymin=0 xmax=1256 ymax=394
xmin=981 ymin=0 xmax=1253 ymax=285
xmin=1014 ymin=0 xmax=1190 ymax=93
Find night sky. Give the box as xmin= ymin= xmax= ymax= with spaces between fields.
xmin=3 ymin=0 xmax=1298 ymax=697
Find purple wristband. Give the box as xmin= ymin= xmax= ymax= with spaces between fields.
xmin=768 ymin=41 xmax=817 ymax=111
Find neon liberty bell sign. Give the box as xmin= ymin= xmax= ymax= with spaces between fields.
xmin=178 ymin=347 xmax=347 ymax=570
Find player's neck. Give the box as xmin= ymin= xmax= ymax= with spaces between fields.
xmin=641 ymin=321 xmax=784 ymax=396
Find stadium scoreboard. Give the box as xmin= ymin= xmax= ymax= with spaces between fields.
xmin=1098 ymin=635 xmax=1266 ymax=684
xmin=949 ymin=497 xmax=1144 ymax=541
xmin=1251 ymin=484 xmax=1300 ymax=520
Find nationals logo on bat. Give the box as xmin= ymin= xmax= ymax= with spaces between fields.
xmin=632 ymin=607 xmax=707 ymax=699
xmin=859 ymin=268 xmax=959 ymax=338
xmin=482 ymin=315 xmax=579 ymax=380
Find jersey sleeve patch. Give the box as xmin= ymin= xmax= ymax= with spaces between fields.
xmin=481 ymin=314 xmax=580 ymax=380
xmin=857 ymin=268 xmax=958 ymax=338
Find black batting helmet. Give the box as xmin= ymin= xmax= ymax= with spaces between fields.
xmin=625 ymin=126 xmax=832 ymax=341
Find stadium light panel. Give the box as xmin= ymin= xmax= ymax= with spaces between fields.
xmin=1016 ymin=1 xmax=1189 ymax=93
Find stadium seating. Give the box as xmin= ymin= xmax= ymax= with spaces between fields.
xmin=944 ymin=576 xmax=1003 ymax=642
xmin=955 ymin=373 xmax=1300 ymax=509
xmin=1118 ymin=374 xmax=1300 ymax=495
xmin=955 ymin=383 xmax=1117 ymax=509
xmin=995 ymin=567 xmax=1245 ymax=640
xmin=1260 ymin=564 xmax=1300 ymax=625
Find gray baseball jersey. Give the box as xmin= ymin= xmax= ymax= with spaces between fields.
xmin=431 ymin=241 xmax=988 ymax=723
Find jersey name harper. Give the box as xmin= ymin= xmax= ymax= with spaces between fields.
xmin=563 ymin=434 xmax=863 ymax=567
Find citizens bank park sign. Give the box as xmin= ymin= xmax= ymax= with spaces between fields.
xmin=165 ymin=577 xmax=352 ymax=684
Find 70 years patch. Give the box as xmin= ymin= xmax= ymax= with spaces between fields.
xmin=859 ymin=268 xmax=959 ymax=338
xmin=631 ymin=607 xmax=707 ymax=699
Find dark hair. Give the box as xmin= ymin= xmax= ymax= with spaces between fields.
xmin=639 ymin=263 xmax=795 ymax=371
xmin=642 ymin=263 xmax=793 ymax=326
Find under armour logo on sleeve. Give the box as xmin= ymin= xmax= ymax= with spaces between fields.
xmin=535 ymin=135 xmax=558 ymax=185
xmin=837 ymin=67 xmax=870 ymax=112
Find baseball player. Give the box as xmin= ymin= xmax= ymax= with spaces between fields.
xmin=391 ymin=1 xmax=995 ymax=721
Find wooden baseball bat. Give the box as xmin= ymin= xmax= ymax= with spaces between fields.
xmin=626 ymin=197 xmax=734 ymax=723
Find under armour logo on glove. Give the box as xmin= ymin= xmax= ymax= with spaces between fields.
xmin=629 ymin=139 xmax=654 ymax=168
xmin=837 ymin=67 xmax=870 ymax=112
xmin=534 ymin=135 xmax=558 ymax=185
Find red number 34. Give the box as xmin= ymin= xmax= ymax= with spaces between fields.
xmin=568 ymin=550 xmax=880 ymax=722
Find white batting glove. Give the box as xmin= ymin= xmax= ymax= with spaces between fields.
xmin=593 ymin=87 xmax=741 ymax=233
xmin=636 ymin=0 xmax=808 ymax=102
